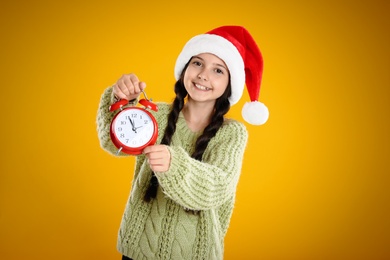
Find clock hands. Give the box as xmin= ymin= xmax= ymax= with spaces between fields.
xmin=128 ymin=118 xmax=143 ymax=133
xmin=129 ymin=118 xmax=137 ymax=133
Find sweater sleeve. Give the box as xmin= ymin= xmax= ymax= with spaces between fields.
xmin=154 ymin=121 xmax=248 ymax=211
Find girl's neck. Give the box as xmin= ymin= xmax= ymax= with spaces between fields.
xmin=182 ymin=101 xmax=214 ymax=132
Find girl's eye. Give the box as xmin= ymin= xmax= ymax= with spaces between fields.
xmin=215 ymin=68 xmax=224 ymax=74
xmin=193 ymin=61 xmax=202 ymax=66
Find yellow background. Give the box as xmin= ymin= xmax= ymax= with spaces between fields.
xmin=1 ymin=0 xmax=389 ymax=259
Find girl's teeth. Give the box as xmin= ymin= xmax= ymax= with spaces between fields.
xmin=195 ymin=84 xmax=209 ymax=90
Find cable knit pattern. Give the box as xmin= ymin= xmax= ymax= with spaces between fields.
xmin=97 ymin=87 xmax=248 ymax=260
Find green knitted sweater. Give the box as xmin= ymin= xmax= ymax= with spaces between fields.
xmin=97 ymin=87 xmax=248 ymax=260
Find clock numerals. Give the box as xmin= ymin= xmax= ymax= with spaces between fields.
xmin=126 ymin=114 xmax=141 ymax=119
xmin=114 ymin=109 xmax=154 ymax=148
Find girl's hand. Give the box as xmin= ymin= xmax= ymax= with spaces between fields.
xmin=113 ymin=73 xmax=146 ymax=101
xmin=143 ymin=145 xmax=171 ymax=172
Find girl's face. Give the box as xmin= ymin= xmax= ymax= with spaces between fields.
xmin=183 ymin=53 xmax=230 ymax=105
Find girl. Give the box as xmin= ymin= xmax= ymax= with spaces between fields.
xmin=97 ymin=25 xmax=268 ymax=260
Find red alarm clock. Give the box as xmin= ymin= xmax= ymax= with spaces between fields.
xmin=109 ymin=92 xmax=158 ymax=155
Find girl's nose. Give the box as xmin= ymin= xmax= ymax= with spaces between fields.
xmin=197 ymin=71 xmax=208 ymax=81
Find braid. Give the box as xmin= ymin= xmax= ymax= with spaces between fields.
xmin=161 ymin=81 xmax=188 ymax=146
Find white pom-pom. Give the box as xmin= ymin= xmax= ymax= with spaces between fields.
xmin=242 ymin=101 xmax=269 ymax=125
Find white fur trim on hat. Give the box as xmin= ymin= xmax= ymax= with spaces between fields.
xmin=242 ymin=101 xmax=269 ymax=125
xmin=174 ymin=34 xmax=245 ymax=105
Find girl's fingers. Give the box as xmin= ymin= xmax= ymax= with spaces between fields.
xmin=113 ymin=74 xmax=146 ymax=101
xmin=144 ymin=145 xmax=171 ymax=172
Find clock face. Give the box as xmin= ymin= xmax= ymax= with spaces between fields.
xmin=112 ymin=108 xmax=156 ymax=148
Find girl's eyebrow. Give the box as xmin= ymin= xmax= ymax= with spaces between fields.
xmin=192 ymin=56 xmax=228 ymax=71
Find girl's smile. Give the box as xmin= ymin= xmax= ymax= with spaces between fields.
xmin=193 ymin=83 xmax=211 ymax=91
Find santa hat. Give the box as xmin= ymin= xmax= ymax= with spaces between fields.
xmin=174 ymin=25 xmax=269 ymax=125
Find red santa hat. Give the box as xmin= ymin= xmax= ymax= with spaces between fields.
xmin=174 ymin=25 xmax=269 ymax=125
